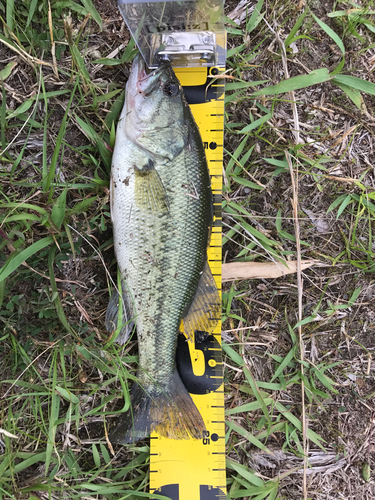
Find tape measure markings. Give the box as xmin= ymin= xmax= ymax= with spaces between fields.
xmin=150 ymin=66 xmax=225 ymax=500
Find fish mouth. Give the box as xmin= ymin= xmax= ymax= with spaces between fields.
xmin=132 ymin=54 xmax=167 ymax=95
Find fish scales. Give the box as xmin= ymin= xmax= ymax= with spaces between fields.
xmin=113 ymin=139 xmax=211 ymax=383
xmin=107 ymin=55 xmax=219 ymax=443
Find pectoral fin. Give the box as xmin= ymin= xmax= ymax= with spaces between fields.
xmin=105 ymin=281 xmax=135 ymax=345
xmin=134 ymin=159 xmax=169 ymax=214
xmin=182 ymin=261 xmax=220 ymax=342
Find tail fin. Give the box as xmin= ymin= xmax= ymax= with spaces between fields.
xmin=109 ymin=368 xmax=206 ymax=444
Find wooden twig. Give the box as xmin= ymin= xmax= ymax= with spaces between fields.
xmin=0 ymin=30 xmax=55 ymax=70
xmin=48 ymin=1 xmax=59 ymax=79
xmin=286 ymin=151 xmax=308 ymax=499
xmin=222 ymin=259 xmax=317 ymax=282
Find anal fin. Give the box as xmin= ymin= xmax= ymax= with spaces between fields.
xmin=182 ymin=261 xmax=220 ymax=342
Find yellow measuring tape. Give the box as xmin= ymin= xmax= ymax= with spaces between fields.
xmin=149 ymin=66 xmax=226 ymax=500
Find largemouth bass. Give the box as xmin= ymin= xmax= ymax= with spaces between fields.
xmin=106 ymin=55 xmax=219 ymax=443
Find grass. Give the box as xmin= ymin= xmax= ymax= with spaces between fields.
xmin=1 ymin=0 xmax=375 ymax=498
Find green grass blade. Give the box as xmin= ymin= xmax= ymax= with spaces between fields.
xmin=224 ymin=138 xmax=251 ymax=177
xmin=337 ymin=194 xmax=353 ymax=219
xmin=44 ymin=80 xmax=78 ymax=194
xmin=222 ymin=80 xmax=268 ymax=91
xmin=75 ymin=115 xmax=112 ymax=171
xmin=80 ymin=0 xmax=103 ymax=30
xmin=69 ymin=44 xmax=91 ymax=87
xmin=285 ymin=8 xmax=309 ymax=48
xmin=226 ymin=420 xmax=271 ymax=452
xmin=105 ymin=89 xmax=125 ymax=128
xmin=231 ymin=176 xmax=263 ymax=190
xmin=222 ymin=342 xmax=245 ymax=367
xmin=6 ymin=99 xmax=33 ymax=121
xmin=239 ymin=112 xmax=272 ymax=133
xmin=333 ymin=74 xmax=375 ymax=96
xmin=226 ymin=398 xmax=274 ymax=415
xmin=0 ymin=61 xmax=17 ymax=81
xmin=6 ymin=0 xmax=15 ymax=32
xmin=51 ymin=187 xmax=68 ymax=229
xmin=348 ymin=286 xmax=361 ymax=305
xmin=48 ymin=246 xmax=75 ymax=335
xmin=332 ymin=79 xmax=363 ymax=109
xmin=45 ymin=351 xmax=60 ymax=475
xmin=1 ymin=85 xmax=7 ymax=152
xmin=252 ymin=68 xmax=331 ymax=96
xmin=121 ymin=37 xmax=137 ymax=63
xmin=274 ymin=402 xmax=326 ymax=448
xmin=293 ymin=315 xmax=318 ymax=329
xmin=326 ymin=193 xmax=347 ymax=213
xmin=55 ymin=386 xmax=79 ymax=404
xmin=0 ymin=236 xmax=54 ymax=283
xmin=227 ymin=459 xmax=264 ymax=487
xmin=312 ymin=12 xmax=346 ymax=55
xmin=243 ymin=367 xmax=271 ymax=423
xmin=311 ymin=12 xmax=345 ymax=74
xmin=26 ymin=0 xmax=38 ymax=27
xmin=246 ymin=0 xmax=265 ymax=34
xmin=40 ymin=71 xmax=48 ymax=193
xmin=311 ymin=367 xmax=338 ymax=393
xmin=3 ymin=452 xmax=49 ymax=477
xmin=92 ymin=444 xmax=101 ymax=469
xmin=270 ymin=348 xmax=294 ymax=382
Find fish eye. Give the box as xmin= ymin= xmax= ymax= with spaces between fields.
xmin=163 ymin=82 xmax=180 ymax=97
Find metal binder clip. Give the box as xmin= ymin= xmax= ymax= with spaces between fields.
xmin=156 ymin=32 xmax=216 ymax=64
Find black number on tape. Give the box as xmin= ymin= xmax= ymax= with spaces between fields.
xmin=152 ymin=484 xmax=226 ymax=499
xmin=200 ymin=485 xmax=226 ymax=499
xmin=152 ymin=484 xmax=179 ymax=500
xmin=176 ymin=334 xmax=222 ymax=394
